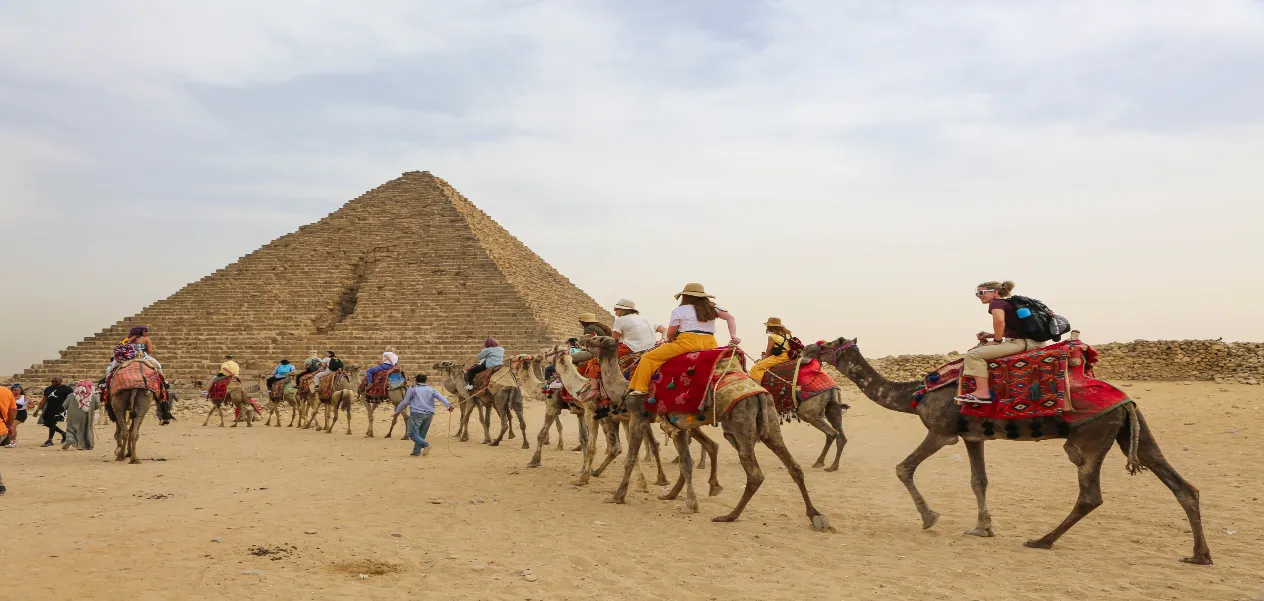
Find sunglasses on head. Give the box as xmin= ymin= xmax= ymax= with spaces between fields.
xmin=975 ymin=290 xmax=995 ymax=297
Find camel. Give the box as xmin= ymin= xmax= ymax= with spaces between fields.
xmin=805 ymin=337 xmax=1210 ymax=563
xmin=226 ymin=377 xmax=255 ymax=428
xmin=511 ymin=353 xmax=569 ymax=449
xmin=434 ymin=360 xmax=527 ymax=448
xmin=258 ymin=372 xmax=300 ymax=427
xmin=107 ymin=363 xmax=157 ymax=464
xmin=361 ymin=367 xmax=407 ymax=438
xmin=310 ymin=369 xmax=357 ymax=434
xmin=761 ymin=359 xmax=853 ymax=472
xmin=295 ymin=373 xmax=322 ymax=430
xmin=201 ymin=376 xmax=236 ymax=427
xmin=589 ymin=336 xmax=828 ymax=530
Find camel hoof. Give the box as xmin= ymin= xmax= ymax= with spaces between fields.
xmin=657 ymin=493 xmax=678 ymax=501
xmin=709 ymin=484 xmax=723 ymax=497
xmin=811 ymin=514 xmax=831 ymax=532
xmin=115 ymin=455 xmax=126 ymax=462
xmin=521 ymin=442 xmax=530 ymax=449
xmin=489 ymin=440 xmax=500 ymax=447
xmin=684 ymin=501 xmax=699 ymax=513
xmin=711 ymin=514 xmax=737 ymax=523
xmin=811 ymin=461 xmax=825 ymax=468
xmin=365 ymin=433 xmax=374 ymax=438
xmin=130 ymin=459 xmax=142 ymax=465
xmin=604 ymin=496 xmax=625 ymax=505
xmin=1181 ymin=555 xmax=1213 ymax=565
xmin=571 ymin=479 xmax=589 ymax=487
xmin=655 ymin=476 xmax=670 ymax=486
xmin=400 ymin=436 xmax=409 ymax=441
xmin=527 ymin=462 xmax=541 ymax=468
xmin=964 ymin=527 xmax=995 ymax=538
xmin=824 ymin=466 xmax=840 ymax=473
xmin=1023 ymin=539 xmax=1054 ymax=550
xmin=921 ymin=511 xmax=940 ymax=530
xmin=231 ymin=424 xmax=238 ymax=428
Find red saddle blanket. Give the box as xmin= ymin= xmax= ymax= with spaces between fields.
xmin=208 ymin=376 xmax=240 ymax=401
xmin=104 ymin=361 xmax=167 ymax=406
xmin=915 ymin=341 xmax=1131 ymax=424
xmin=365 ymin=368 xmax=405 ymax=398
xmin=298 ymin=371 xmax=316 ymax=395
xmin=473 ymin=365 xmax=503 ymax=391
xmin=648 ymin=347 xmax=752 ymax=416
xmin=319 ymin=375 xmax=335 ymax=401
xmin=269 ymin=379 xmax=286 ymax=400
xmin=760 ymin=359 xmax=839 ymax=415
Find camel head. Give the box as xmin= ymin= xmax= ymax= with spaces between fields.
xmin=585 ymin=335 xmax=618 ymax=352
xmin=433 ymin=361 xmax=461 ymax=375
xmin=803 ymin=337 xmax=859 ymax=370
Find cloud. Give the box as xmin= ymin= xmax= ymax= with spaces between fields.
xmin=3 ymin=0 xmax=1264 ymax=374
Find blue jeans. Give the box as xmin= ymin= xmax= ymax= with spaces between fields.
xmin=408 ymin=412 xmax=435 ymax=455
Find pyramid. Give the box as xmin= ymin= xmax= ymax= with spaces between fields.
xmin=5 ymin=171 xmax=611 ymax=391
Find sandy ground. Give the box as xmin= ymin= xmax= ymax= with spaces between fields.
xmin=1 ymin=381 xmax=1262 ymax=601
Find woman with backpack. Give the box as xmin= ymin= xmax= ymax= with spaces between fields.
xmin=749 ymin=317 xmax=796 ymax=384
xmin=954 ymin=280 xmax=1044 ymax=404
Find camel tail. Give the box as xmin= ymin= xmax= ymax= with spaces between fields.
xmin=1117 ymin=403 xmax=1146 ymax=476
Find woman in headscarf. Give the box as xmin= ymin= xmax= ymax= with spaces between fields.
xmin=61 ymin=380 xmax=97 ymax=450
xmin=466 ymin=338 xmax=504 ymax=391
xmin=364 ymin=348 xmax=400 ymax=388
xmin=106 ymin=325 xmax=161 ymax=379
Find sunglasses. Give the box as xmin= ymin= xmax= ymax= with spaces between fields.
xmin=975 ymin=290 xmax=995 ymax=297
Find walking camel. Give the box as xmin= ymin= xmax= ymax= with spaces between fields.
xmin=258 ymin=372 xmax=300 ymax=427
xmin=107 ymin=362 xmax=158 ymax=464
xmin=434 ymin=360 xmax=527 ymax=448
xmin=308 ymin=368 xmax=357 ymax=434
xmin=512 ymin=353 xmax=577 ymax=450
xmin=434 ymin=361 xmax=489 ymax=442
xmin=296 ymin=374 xmax=321 ymax=430
xmin=589 ymin=336 xmax=829 ymax=530
xmin=362 ymin=368 xmax=407 ymax=438
xmin=804 ymin=337 xmax=1210 ymax=563
xmin=761 ymin=360 xmax=852 ymax=472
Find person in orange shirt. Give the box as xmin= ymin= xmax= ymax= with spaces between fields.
xmin=0 ymin=384 xmax=15 ymax=493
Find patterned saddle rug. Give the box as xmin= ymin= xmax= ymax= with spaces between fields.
xmin=914 ymin=341 xmax=1131 ymax=425
xmin=103 ymin=360 xmax=167 ymax=407
xmin=298 ymin=371 xmax=317 ymax=395
xmin=648 ymin=347 xmax=764 ymax=425
xmin=207 ymin=376 xmax=241 ymax=402
xmin=760 ymin=359 xmax=839 ymax=416
xmin=473 ymin=365 xmax=507 ymax=392
xmin=365 ymin=368 xmax=406 ymax=400
xmin=269 ymin=378 xmax=295 ymax=401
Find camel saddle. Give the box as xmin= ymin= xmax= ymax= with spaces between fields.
xmin=269 ymin=378 xmax=294 ymax=401
xmin=648 ymin=347 xmax=764 ymax=425
xmin=297 ymin=370 xmax=317 ymax=395
xmin=207 ymin=376 xmax=241 ymax=401
xmin=103 ymin=359 xmax=167 ymax=406
xmin=760 ymin=359 xmax=839 ymax=416
xmin=318 ymin=373 xmax=338 ymax=401
xmin=472 ymin=365 xmax=516 ymax=393
xmin=915 ymin=340 xmax=1132 ymax=425
xmin=365 ymin=367 xmax=406 ymax=399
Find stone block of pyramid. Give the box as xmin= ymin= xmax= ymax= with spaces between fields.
xmin=4 ymin=171 xmax=610 ymax=393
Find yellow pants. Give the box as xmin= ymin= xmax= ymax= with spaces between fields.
xmin=749 ymin=353 xmax=790 ymax=384
xmin=629 ymin=332 xmax=718 ymax=393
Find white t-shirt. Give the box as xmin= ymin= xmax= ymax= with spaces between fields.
xmin=15 ymin=395 xmax=27 ymax=410
xmin=668 ymin=304 xmax=726 ymax=335
xmin=613 ymin=314 xmax=659 ymax=352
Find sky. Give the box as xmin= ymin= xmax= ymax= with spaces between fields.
xmin=3 ymin=0 xmax=1263 ymax=376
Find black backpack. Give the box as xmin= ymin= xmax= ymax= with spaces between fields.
xmin=1008 ymin=295 xmax=1071 ymax=342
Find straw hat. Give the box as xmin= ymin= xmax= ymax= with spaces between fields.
xmin=613 ymin=299 xmax=636 ymax=311
xmin=673 ymin=283 xmax=714 ymax=300
xmin=577 ymin=312 xmax=599 ymax=323
xmin=763 ymin=317 xmax=785 ymax=328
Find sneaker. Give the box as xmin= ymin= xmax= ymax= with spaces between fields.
xmin=422 ymin=446 xmax=431 ymax=457
xmin=40 ymin=440 xmax=54 ymax=447
xmin=4 ymin=442 xmax=15 ymax=448
xmin=409 ymin=452 xmax=421 ymax=457
xmin=61 ymin=440 xmax=74 ymax=450
xmin=464 ymin=385 xmax=474 ymax=391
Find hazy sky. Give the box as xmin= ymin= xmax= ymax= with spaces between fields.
xmin=3 ymin=1 xmax=1263 ymax=376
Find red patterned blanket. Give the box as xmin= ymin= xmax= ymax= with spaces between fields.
xmin=208 ymin=376 xmax=240 ymax=401
xmin=760 ymin=359 xmax=839 ymax=415
xmin=914 ymin=341 xmax=1131 ymax=424
xmin=365 ymin=367 xmax=405 ymax=398
xmin=104 ymin=360 xmax=166 ymax=406
xmin=648 ymin=347 xmax=750 ymax=416
xmin=298 ymin=371 xmax=316 ymax=395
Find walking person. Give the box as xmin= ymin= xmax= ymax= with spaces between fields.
xmin=4 ymin=384 xmax=26 ymax=447
xmin=0 ymin=384 xmax=16 ymax=451
xmin=37 ymin=377 xmax=73 ymax=447
xmin=393 ymin=374 xmax=453 ymax=457
xmin=62 ymin=380 xmax=98 ymax=451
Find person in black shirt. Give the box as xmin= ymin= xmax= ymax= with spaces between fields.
xmin=37 ymin=377 xmax=72 ymax=447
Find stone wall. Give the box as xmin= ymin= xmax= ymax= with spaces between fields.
xmin=866 ymin=340 xmax=1264 ymax=384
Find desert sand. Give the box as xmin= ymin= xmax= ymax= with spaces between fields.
xmin=2 ymin=381 xmax=1261 ymax=601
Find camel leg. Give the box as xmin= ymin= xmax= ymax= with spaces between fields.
xmin=666 ymin=428 xmax=698 ymax=512
xmin=127 ymin=392 xmax=148 ymax=464
xmin=288 ymin=401 xmax=298 ymax=427
xmin=692 ymin=429 xmax=723 ymax=496
xmin=325 ymin=400 xmax=336 ymax=433
xmin=202 ymin=404 xmax=214 ymax=427
xmin=553 ymin=413 xmax=564 ymax=450
xmin=897 ymin=431 xmax=957 ymax=530
xmin=642 ymin=423 xmax=669 ymax=486
xmin=113 ymin=400 xmax=128 ymax=461
xmin=1125 ymin=411 xmax=1212 ymax=565
xmin=659 ymin=428 xmax=691 ymax=502
xmin=757 ymin=401 xmax=827 ymax=529
xmin=490 ymin=394 xmax=510 ymax=447
xmin=478 ymin=400 xmax=493 ymax=444
xmin=343 ymin=398 xmax=353 ymax=435
xmin=364 ymin=401 xmax=375 ymax=438
xmin=455 ymin=397 xmax=472 ymax=441
xmin=607 ymin=407 xmax=648 ymax=505
xmin=386 ymin=411 xmax=401 ymax=438
xmin=712 ymin=421 xmax=763 ymax=523
xmin=806 ymin=414 xmax=838 ymax=470
xmin=573 ymin=414 xmax=586 ymax=452
xmin=515 ymin=391 xmax=529 ymax=449
xmin=573 ymin=412 xmax=601 ymax=486
xmin=963 ymin=440 xmax=995 ymax=537
xmin=591 ymin=420 xmax=625 ymax=478
xmin=825 ymin=400 xmax=848 ymax=472
xmin=1024 ymin=427 xmax=1111 ymax=551
xmin=529 ymin=400 xmax=563 ymax=467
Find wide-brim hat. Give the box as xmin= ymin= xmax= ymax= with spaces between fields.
xmin=613 ymin=299 xmax=636 ymax=311
xmin=577 ymin=312 xmax=599 ymax=323
xmin=763 ymin=317 xmax=784 ymax=328
xmin=674 ymin=283 xmax=714 ymax=299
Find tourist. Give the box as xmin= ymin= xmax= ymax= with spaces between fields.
xmin=62 ymin=380 xmax=97 ymax=451
xmin=466 ymin=338 xmax=504 ymax=391
xmin=312 ymin=350 xmax=339 ymax=392
xmin=105 ymin=325 xmax=161 ymax=379
xmin=578 ymin=312 xmax=611 ymax=338
xmin=267 ymin=359 xmax=293 ymax=389
xmin=566 ymin=338 xmax=583 ymax=354
xmin=954 ymin=280 xmax=1042 ymax=404
xmin=37 ymin=377 xmax=73 ymax=447
xmin=749 ymin=317 xmax=795 ymax=384
xmin=220 ymin=355 xmax=240 ymax=379
xmin=0 ymin=384 xmax=16 ymax=449
xmin=612 ymin=299 xmax=666 ymax=352
xmin=5 ymin=384 xmax=26 ymax=447
xmin=394 ymin=374 xmax=453 ymax=456
xmin=628 ymin=283 xmax=740 ymax=396
xmin=364 ymin=349 xmax=399 ymax=389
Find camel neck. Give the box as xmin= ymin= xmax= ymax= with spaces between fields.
xmin=826 ymin=348 xmax=920 ymax=414
xmin=596 ymin=347 xmax=629 ymax=400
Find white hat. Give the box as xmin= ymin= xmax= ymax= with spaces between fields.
xmin=613 ymin=299 xmax=636 ymax=311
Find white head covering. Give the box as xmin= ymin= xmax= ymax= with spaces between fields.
xmin=383 ymin=351 xmax=399 ymax=365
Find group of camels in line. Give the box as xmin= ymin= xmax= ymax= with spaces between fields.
xmin=101 ymin=334 xmax=1211 ymax=565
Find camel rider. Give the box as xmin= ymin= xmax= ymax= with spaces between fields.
xmin=576 ymin=313 xmax=613 ymax=378
xmin=749 ymin=317 xmax=795 ymax=384
xmin=267 ymin=359 xmax=294 ymax=389
xmin=211 ymin=355 xmax=241 ymax=383
xmin=365 ymin=349 xmax=400 ymax=389
xmin=303 ymin=350 xmax=323 ymax=373
xmin=566 ymin=338 xmax=582 ymax=354
xmin=105 ymin=325 xmax=161 ymax=379
xmin=627 ymin=283 xmax=740 ymax=396
xmin=312 ymin=350 xmax=340 ymax=391
xmin=611 ymin=299 xmax=666 ymax=352
xmin=954 ymin=280 xmax=1043 ymax=404
xmin=466 ymin=338 xmax=504 ymax=391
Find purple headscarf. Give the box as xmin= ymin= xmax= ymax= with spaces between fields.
xmin=128 ymin=325 xmax=149 ymax=338
xmin=484 ymin=337 xmax=499 ymax=348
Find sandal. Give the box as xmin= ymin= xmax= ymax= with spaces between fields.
xmin=954 ymin=393 xmax=992 ymax=405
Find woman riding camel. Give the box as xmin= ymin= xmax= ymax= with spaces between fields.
xmin=627 ymin=283 xmax=740 ymax=396
xmin=311 ymin=350 xmax=339 ymax=391
xmin=954 ymin=280 xmax=1042 ymax=404
xmin=577 ymin=312 xmax=614 ymax=378
xmin=465 ymin=338 xmax=504 ymax=391
xmin=365 ymin=349 xmax=400 ymax=389
xmin=749 ymin=317 xmax=794 ymax=384
xmin=267 ymin=359 xmax=294 ymax=390
xmin=106 ymin=325 xmax=161 ymax=378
